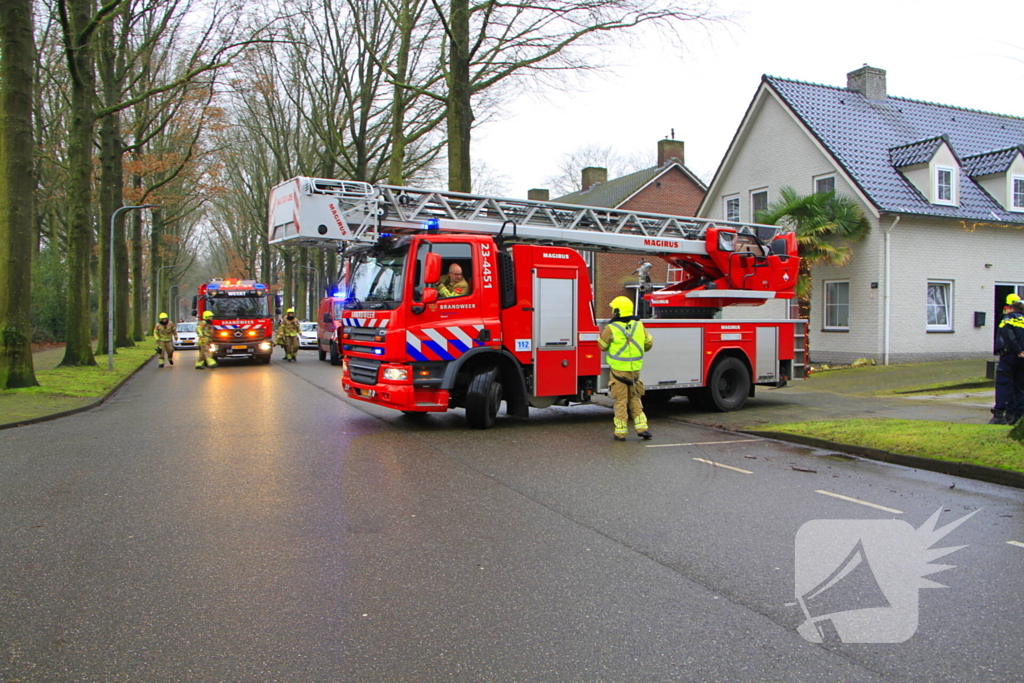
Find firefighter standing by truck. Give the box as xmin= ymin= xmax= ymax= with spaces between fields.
xmin=153 ymin=313 xmax=177 ymax=368
xmin=598 ymin=296 xmax=654 ymax=441
xmin=195 ymin=311 xmax=218 ymax=369
xmin=278 ymin=308 xmax=301 ymax=361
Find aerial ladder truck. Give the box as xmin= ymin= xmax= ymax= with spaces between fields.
xmin=268 ymin=176 xmax=805 ymax=428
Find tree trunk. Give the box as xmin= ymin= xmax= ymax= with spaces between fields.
xmin=446 ymin=0 xmax=472 ymax=192
xmin=282 ymin=249 xmax=294 ymax=311
xmin=59 ymin=0 xmax=99 ymax=367
xmin=0 ymin=0 xmax=39 ymax=388
xmin=96 ymin=97 xmax=116 ymax=354
xmin=297 ymin=247 xmax=308 ymax=319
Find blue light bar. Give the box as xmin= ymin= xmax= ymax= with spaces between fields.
xmin=424 ymin=218 xmax=440 ymax=232
xmin=206 ymin=283 xmax=219 ymax=290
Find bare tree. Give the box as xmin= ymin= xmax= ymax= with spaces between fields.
xmin=543 ymin=143 xmax=653 ymax=197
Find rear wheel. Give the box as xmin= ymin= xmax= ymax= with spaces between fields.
xmin=465 ymin=366 xmax=502 ymax=429
xmin=329 ymin=340 xmax=341 ymax=366
xmin=698 ymin=357 xmax=750 ymax=411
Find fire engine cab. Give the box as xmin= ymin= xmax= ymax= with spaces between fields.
xmin=268 ymin=177 xmax=805 ymax=428
xmin=192 ymin=278 xmax=279 ymax=364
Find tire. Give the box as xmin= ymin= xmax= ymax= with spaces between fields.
xmin=258 ymin=354 xmax=271 ymax=364
xmin=465 ymin=366 xmax=502 ymax=429
xmin=700 ymin=357 xmax=751 ymax=412
xmin=329 ymin=340 xmax=341 ymax=366
xmin=318 ymin=342 xmax=327 ymax=362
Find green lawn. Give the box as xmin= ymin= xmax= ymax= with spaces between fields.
xmin=765 ymin=418 xmax=1024 ymax=473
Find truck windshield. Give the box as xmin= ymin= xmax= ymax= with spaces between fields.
xmin=343 ymin=245 xmax=407 ymax=310
xmin=206 ymin=295 xmax=268 ymax=318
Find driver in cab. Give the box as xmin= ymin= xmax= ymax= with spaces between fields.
xmin=437 ymin=263 xmax=470 ymax=298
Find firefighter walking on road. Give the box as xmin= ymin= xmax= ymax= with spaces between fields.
xmin=196 ymin=310 xmax=218 ymax=369
xmin=599 ymin=296 xmax=654 ymax=441
xmin=278 ymin=308 xmax=301 ymax=362
xmin=153 ymin=313 xmax=177 ymax=368
xmin=991 ymin=293 xmax=1024 ymax=424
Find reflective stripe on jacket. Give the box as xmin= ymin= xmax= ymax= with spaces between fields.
xmin=601 ymin=320 xmax=652 ymax=372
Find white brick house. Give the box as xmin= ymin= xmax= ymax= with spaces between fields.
xmin=698 ymin=66 xmax=1024 ymax=364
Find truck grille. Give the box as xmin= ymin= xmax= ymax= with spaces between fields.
xmin=348 ymin=358 xmax=381 ymax=385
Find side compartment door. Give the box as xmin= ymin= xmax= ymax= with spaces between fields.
xmin=755 ymin=325 xmax=779 ymax=383
xmin=533 ymin=269 xmax=577 ymax=396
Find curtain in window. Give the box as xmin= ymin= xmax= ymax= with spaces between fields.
xmin=927 ymin=283 xmax=949 ymax=326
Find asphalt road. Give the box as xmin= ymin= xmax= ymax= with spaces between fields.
xmin=1 ymin=350 xmax=1022 ymax=682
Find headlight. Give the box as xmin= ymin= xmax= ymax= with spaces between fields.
xmin=259 ymin=342 xmax=272 ymax=351
xmin=208 ymin=344 xmax=216 ymax=353
xmin=382 ymin=367 xmax=408 ymax=381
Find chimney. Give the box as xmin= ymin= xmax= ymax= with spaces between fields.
xmin=581 ymin=167 xmax=607 ymax=192
xmin=528 ymin=188 xmax=549 ymax=201
xmin=658 ymin=139 xmax=685 ymax=166
xmin=847 ymin=65 xmax=887 ymax=100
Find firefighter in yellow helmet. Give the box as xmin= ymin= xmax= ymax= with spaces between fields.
xmin=991 ymin=293 xmax=1024 ymax=424
xmin=195 ymin=310 xmax=218 ymax=369
xmin=278 ymin=308 xmax=301 ymax=361
xmin=153 ymin=313 xmax=177 ymax=368
xmin=598 ymin=296 xmax=654 ymax=441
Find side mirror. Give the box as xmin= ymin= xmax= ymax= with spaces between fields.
xmin=422 ymin=288 xmax=438 ymax=304
xmin=424 ymin=252 xmax=442 ymax=285
xmin=275 ymin=294 xmax=283 ymax=316
xmin=323 ymin=312 xmax=333 ymax=323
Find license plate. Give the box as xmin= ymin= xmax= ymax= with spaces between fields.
xmin=232 ymin=345 xmax=247 ymax=350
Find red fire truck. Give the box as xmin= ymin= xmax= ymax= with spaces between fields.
xmin=268 ymin=177 xmax=805 ymax=428
xmin=191 ymin=278 xmax=279 ymax=364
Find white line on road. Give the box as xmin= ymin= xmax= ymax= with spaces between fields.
xmin=647 ymin=439 xmax=760 ymax=448
xmin=693 ymin=458 xmax=753 ymax=474
xmin=815 ymin=490 xmax=903 ymax=514
xmin=1007 ymin=541 xmax=1024 ymax=549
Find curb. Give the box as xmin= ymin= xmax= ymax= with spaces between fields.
xmin=742 ymin=429 xmax=1024 ymax=490
xmin=0 ymin=354 xmax=155 ymax=431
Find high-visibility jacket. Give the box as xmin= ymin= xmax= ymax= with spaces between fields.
xmin=599 ymin=318 xmax=653 ymax=372
xmin=997 ymin=312 xmax=1024 ymax=356
xmin=153 ymin=320 xmax=177 ymax=342
xmin=197 ymin=319 xmax=214 ymax=343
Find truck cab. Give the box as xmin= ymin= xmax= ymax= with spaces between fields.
xmin=193 ymin=279 xmax=278 ymax=364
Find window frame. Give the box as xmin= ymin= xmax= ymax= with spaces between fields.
xmin=823 ymin=280 xmax=850 ymax=331
xmin=934 ymin=166 xmax=956 ymax=205
xmin=750 ymin=189 xmax=768 ymax=219
xmin=723 ymin=195 xmax=740 ymax=223
xmin=1011 ymin=175 xmax=1024 ymax=212
xmin=926 ymin=280 xmax=954 ymax=332
xmin=814 ymin=175 xmax=836 ymax=195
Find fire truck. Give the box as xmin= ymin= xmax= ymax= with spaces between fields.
xmin=191 ymin=278 xmax=279 ymax=364
xmin=268 ymin=177 xmax=805 ymax=428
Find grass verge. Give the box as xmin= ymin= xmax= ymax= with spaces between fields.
xmin=765 ymin=418 xmax=1024 ymax=473
xmin=0 ymin=342 xmax=154 ymax=425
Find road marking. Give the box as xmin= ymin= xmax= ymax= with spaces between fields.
xmin=647 ymin=439 xmax=760 ymax=448
xmin=693 ymin=458 xmax=753 ymax=474
xmin=1008 ymin=541 xmax=1024 ymax=549
xmin=815 ymin=490 xmax=903 ymax=514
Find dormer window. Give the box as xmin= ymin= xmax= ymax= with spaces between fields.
xmin=1013 ymin=176 xmax=1024 ymax=211
xmin=935 ymin=167 xmax=956 ymax=205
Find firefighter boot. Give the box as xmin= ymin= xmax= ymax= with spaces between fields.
xmin=206 ymin=358 xmax=218 ymax=368
xmin=989 ymin=409 xmax=1007 ymax=425
xmin=634 ymin=415 xmax=652 ymax=440
xmin=169 ymin=352 xmax=174 ymax=366
xmin=613 ymin=418 xmax=628 ymax=441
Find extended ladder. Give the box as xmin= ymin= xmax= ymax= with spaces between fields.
xmin=268 ymin=176 xmax=785 ymax=255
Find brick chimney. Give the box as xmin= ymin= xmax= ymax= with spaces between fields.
xmin=528 ymin=188 xmax=549 ymax=201
xmin=847 ymin=65 xmax=886 ymax=100
xmin=658 ymin=139 xmax=685 ymax=166
xmin=581 ymin=167 xmax=607 ymax=192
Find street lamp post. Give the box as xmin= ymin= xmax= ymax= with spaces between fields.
xmin=296 ymin=265 xmax=321 ymax=318
xmin=156 ymin=263 xmax=183 ymax=325
xmin=108 ymin=204 xmax=157 ymax=371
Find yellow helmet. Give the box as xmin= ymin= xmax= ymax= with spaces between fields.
xmin=286 ymin=308 xmax=295 ymax=314
xmin=1007 ymin=293 xmax=1021 ymax=306
xmin=203 ymin=310 xmax=214 ymax=319
xmin=158 ymin=312 xmax=168 ymax=319
xmin=610 ymin=295 xmax=634 ymax=318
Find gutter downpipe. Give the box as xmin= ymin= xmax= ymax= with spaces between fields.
xmin=884 ymin=215 xmax=900 ymax=366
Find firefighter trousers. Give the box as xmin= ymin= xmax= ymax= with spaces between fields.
xmin=283 ymin=336 xmax=299 ymax=359
xmin=156 ymin=340 xmax=174 ymax=366
xmin=609 ymin=370 xmax=648 ymax=435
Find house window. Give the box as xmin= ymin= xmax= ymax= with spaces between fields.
xmin=1012 ymin=176 xmax=1024 ymax=211
xmin=815 ymin=176 xmax=835 ymax=195
xmin=751 ymin=190 xmax=768 ymax=219
xmin=935 ymin=167 xmax=955 ymax=205
xmin=824 ymin=281 xmax=850 ymax=329
xmin=666 ymin=265 xmax=684 ymax=283
xmin=926 ymin=280 xmax=953 ymax=331
xmin=724 ymin=196 xmax=740 ymax=222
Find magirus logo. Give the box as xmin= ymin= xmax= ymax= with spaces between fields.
xmin=790 ymin=508 xmax=977 ymax=643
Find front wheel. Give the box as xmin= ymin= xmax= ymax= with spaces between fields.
xmin=318 ymin=342 xmax=327 ymax=362
xmin=465 ymin=366 xmax=502 ymax=429
xmin=329 ymin=340 xmax=341 ymax=366
xmin=698 ymin=357 xmax=751 ymax=411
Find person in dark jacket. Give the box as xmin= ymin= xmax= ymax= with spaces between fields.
xmin=990 ymin=295 xmax=1024 ymax=424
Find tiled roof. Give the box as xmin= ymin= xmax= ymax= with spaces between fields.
xmin=556 ymin=166 xmax=663 ymax=206
xmin=889 ymin=136 xmax=946 ymax=167
xmin=963 ymin=146 xmax=1023 ymax=177
xmin=765 ymin=75 xmax=1024 ymax=221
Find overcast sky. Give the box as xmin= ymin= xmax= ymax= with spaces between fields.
xmin=471 ymin=0 xmax=1023 ymax=199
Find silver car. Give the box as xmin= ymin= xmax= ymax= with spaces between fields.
xmin=299 ymin=321 xmax=318 ymax=349
xmin=173 ymin=322 xmax=198 ymax=349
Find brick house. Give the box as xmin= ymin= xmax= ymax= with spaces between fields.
xmin=531 ymin=139 xmax=707 ymax=313
xmin=699 ymin=66 xmax=1024 ymax=364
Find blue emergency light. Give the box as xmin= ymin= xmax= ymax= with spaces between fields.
xmin=424 ymin=218 xmax=440 ymax=232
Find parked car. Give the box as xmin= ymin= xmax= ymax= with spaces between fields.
xmin=174 ymin=322 xmax=198 ymax=349
xmin=299 ymin=321 xmax=318 ymax=349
